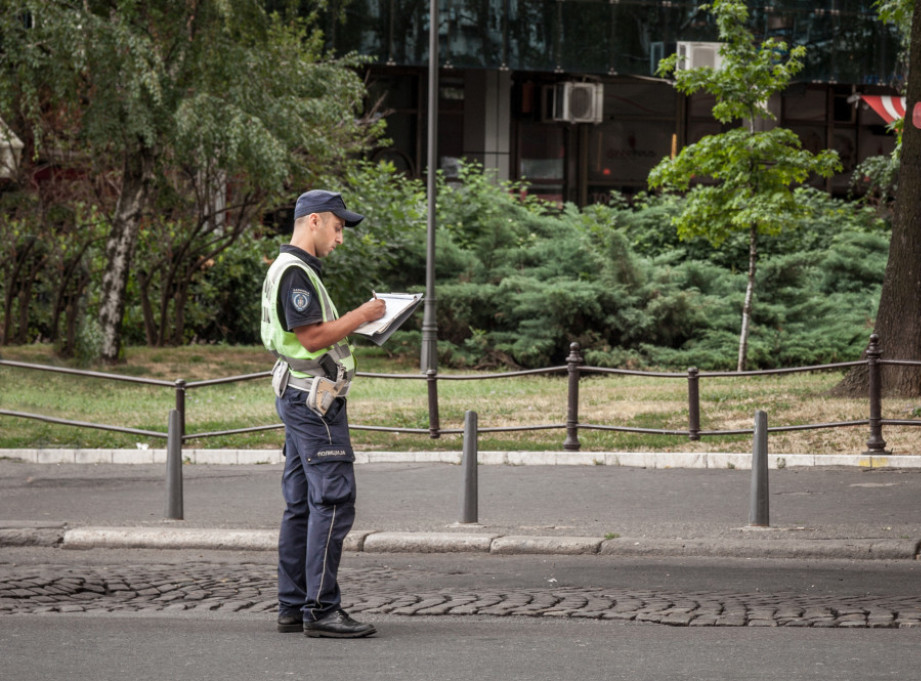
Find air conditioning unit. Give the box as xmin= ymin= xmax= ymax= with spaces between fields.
xmin=550 ymin=82 xmax=604 ymax=124
xmin=675 ymin=41 xmax=724 ymax=71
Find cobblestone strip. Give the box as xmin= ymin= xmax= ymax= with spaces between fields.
xmin=2 ymin=563 xmax=921 ymax=628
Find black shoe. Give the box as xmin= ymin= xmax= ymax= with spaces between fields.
xmin=304 ymin=610 xmax=377 ymax=638
xmin=277 ymin=613 xmax=303 ymax=633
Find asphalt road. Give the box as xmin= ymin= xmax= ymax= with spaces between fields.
xmin=6 ymin=614 xmax=921 ymax=681
xmin=3 ymin=547 xmax=921 ymax=680
xmin=4 ymin=461 xmax=921 ymax=544
xmin=4 ymin=460 xmax=921 ymax=679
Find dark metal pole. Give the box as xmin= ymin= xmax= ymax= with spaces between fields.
xmin=174 ymin=379 xmax=186 ymax=436
xmin=563 ymin=342 xmax=582 ymax=451
xmin=165 ymin=408 xmax=184 ymax=520
xmin=749 ymin=410 xmax=769 ymax=527
xmin=687 ymin=366 xmax=700 ymax=441
xmin=427 ymin=368 xmax=440 ymax=439
xmin=420 ymin=0 xmax=439 ymax=373
xmin=461 ymin=410 xmax=478 ymax=524
xmin=864 ymin=333 xmax=888 ymax=454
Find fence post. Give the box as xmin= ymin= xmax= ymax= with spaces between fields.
xmin=749 ymin=410 xmax=769 ymax=527
xmin=165 ymin=408 xmax=184 ymax=520
xmin=864 ymin=334 xmax=888 ymax=455
xmin=460 ymin=410 xmax=478 ymax=524
xmin=174 ymin=379 xmax=187 ymax=436
xmin=687 ymin=366 xmax=700 ymax=441
xmin=563 ymin=342 xmax=583 ymax=451
xmin=427 ymin=368 xmax=440 ymax=439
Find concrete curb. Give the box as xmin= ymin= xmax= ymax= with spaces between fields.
xmin=63 ymin=527 xmax=276 ymax=551
xmin=0 ymin=521 xmax=67 ymax=548
xmin=361 ymin=532 xmax=497 ymax=553
xmin=2 ymin=524 xmax=917 ymax=561
xmin=598 ymin=537 xmax=921 ymax=561
xmin=4 ymin=448 xmax=921 ymax=468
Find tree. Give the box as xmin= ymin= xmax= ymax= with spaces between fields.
xmin=0 ymin=0 xmax=380 ymax=361
xmin=835 ymin=0 xmax=921 ymax=397
xmin=648 ymin=0 xmax=841 ymax=371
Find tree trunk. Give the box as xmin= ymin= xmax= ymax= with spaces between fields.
xmin=52 ymin=250 xmax=91 ymax=356
xmin=835 ymin=2 xmax=921 ymax=397
xmin=135 ymin=268 xmax=159 ymax=345
xmin=98 ymin=149 xmax=155 ymax=363
xmin=737 ymin=226 xmax=758 ymax=372
xmin=172 ymin=279 xmax=189 ymax=345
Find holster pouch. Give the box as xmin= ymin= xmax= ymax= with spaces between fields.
xmin=272 ymin=360 xmax=291 ymax=398
xmin=306 ymin=376 xmax=342 ymax=417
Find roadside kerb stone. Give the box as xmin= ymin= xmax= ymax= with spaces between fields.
xmin=63 ymin=527 xmax=277 ymax=551
xmin=490 ymin=535 xmax=602 ymax=555
xmin=598 ymin=536 xmax=920 ymax=560
xmin=361 ymin=531 xmax=497 ymax=553
xmin=10 ymin=448 xmax=921 ymax=468
xmin=0 ymin=524 xmax=917 ymax=560
xmin=0 ymin=521 xmax=66 ymax=547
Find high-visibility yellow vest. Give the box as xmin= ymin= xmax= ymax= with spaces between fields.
xmin=260 ymin=252 xmax=355 ymax=380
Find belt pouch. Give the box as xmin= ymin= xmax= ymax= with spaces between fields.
xmin=272 ymin=360 xmax=291 ymax=397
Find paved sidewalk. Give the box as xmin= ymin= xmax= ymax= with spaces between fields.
xmin=1 ymin=451 xmax=920 ymax=560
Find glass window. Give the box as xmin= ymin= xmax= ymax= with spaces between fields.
xmin=858 ymin=127 xmax=896 ymax=163
xmin=587 ymin=120 xmax=672 ymax=185
xmin=783 ymin=88 xmax=827 ymax=123
xmin=518 ymin=122 xmax=565 ymax=204
xmin=788 ymin=125 xmax=827 ymax=156
xmin=688 ymin=93 xmax=717 ymax=119
xmin=605 ymin=82 xmax=676 ymax=118
xmin=326 ymin=0 xmax=900 ymax=81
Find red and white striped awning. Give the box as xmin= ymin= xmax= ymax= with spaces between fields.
xmin=860 ymin=95 xmax=906 ymax=124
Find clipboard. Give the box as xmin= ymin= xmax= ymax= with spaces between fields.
xmin=352 ymin=292 xmax=424 ymax=346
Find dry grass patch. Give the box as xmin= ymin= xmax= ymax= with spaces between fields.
xmin=2 ymin=344 xmax=921 ymax=455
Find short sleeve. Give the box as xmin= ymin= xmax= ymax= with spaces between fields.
xmin=278 ymin=267 xmax=324 ymax=330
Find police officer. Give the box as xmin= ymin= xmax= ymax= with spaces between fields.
xmin=261 ymin=189 xmax=385 ymax=638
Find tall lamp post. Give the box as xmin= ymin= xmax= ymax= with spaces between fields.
xmin=420 ymin=0 xmax=439 ymax=373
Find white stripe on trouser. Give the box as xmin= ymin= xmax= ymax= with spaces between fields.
xmin=310 ymin=504 xmax=336 ymax=621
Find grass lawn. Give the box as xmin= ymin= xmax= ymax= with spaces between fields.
xmin=1 ymin=343 xmax=920 ymax=456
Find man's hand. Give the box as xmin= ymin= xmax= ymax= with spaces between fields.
xmin=294 ymin=297 xmax=386 ymax=353
xmin=357 ymin=298 xmax=386 ymax=324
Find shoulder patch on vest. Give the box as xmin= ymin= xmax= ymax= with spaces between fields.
xmin=291 ymin=288 xmax=311 ymax=312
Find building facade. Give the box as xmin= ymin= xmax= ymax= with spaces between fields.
xmin=320 ymin=0 xmax=902 ymax=204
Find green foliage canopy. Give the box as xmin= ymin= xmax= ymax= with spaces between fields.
xmin=0 ymin=0 xmax=382 ymax=360
xmin=648 ymin=0 xmax=842 ymax=245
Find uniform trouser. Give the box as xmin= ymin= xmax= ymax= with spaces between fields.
xmin=276 ymin=388 xmax=356 ymax=622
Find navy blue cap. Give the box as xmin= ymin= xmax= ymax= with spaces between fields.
xmin=293 ymin=190 xmax=364 ymax=227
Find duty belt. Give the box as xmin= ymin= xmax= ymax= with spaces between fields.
xmin=287 ymin=373 xmax=351 ymax=398
xmin=272 ymin=359 xmax=352 ymax=398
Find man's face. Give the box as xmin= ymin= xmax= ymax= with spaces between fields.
xmin=314 ymin=212 xmax=345 ymax=258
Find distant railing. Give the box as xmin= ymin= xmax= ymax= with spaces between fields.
xmin=1 ymin=334 xmax=920 ymax=457
xmin=5 ymin=333 xmax=921 ymax=519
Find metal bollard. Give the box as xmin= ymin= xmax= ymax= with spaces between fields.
xmin=174 ymin=379 xmax=187 ymax=436
xmin=563 ymin=342 xmax=583 ymax=451
xmin=427 ymin=369 xmax=441 ymax=439
xmin=864 ymin=334 xmax=888 ymax=454
xmin=165 ymin=408 xmax=184 ymax=520
xmin=460 ymin=410 xmax=478 ymax=524
xmin=749 ymin=410 xmax=769 ymax=527
xmin=687 ymin=366 xmax=700 ymax=441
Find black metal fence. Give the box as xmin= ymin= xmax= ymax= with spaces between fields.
xmin=2 ymin=333 xmax=920 ymax=457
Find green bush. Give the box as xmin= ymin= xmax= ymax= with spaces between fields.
xmin=0 ymin=161 xmax=891 ymax=372
xmin=385 ymin=165 xmax=889 ymax=371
